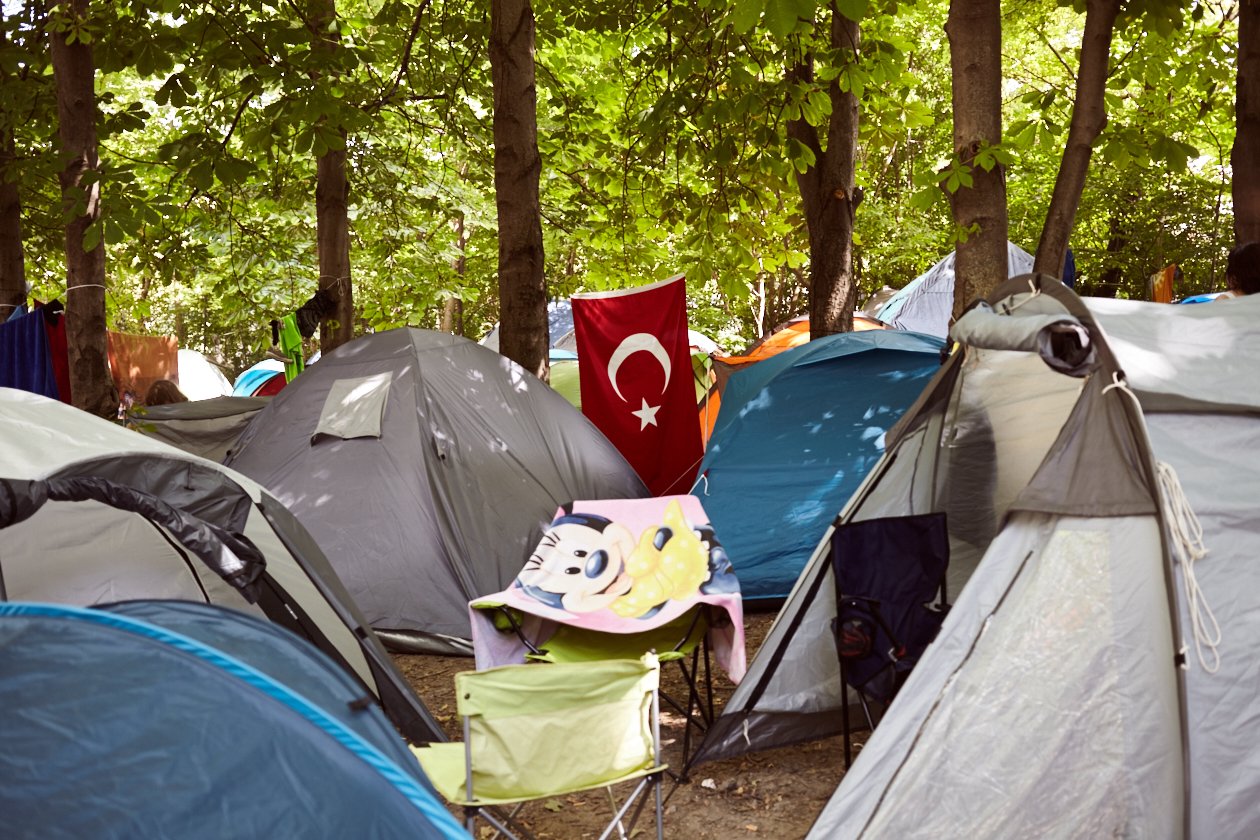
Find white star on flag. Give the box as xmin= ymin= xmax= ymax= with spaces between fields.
xmin=631 ymin=398 xmax=661 ymax=430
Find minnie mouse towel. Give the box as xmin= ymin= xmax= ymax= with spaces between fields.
xmin=470 ymin=495 xmax=746 ymax=684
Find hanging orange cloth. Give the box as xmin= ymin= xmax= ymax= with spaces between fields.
xmin=107 ymin=331 xmax=178 ymax=404
xmin=1148 ymin=264 xmax=1177 ymax=303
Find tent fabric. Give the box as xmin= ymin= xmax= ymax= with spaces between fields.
xmin=480 ymin=299 xmax=576 ymax=352
xmin=232 ymin=358 xmax=287 ymax=396
xmin=128 ymin=395 xmax=270 ymax=462
xmin=312 ymin=371 xmax=392 ymax=441
xmin=686 ymin=275 xmax=1260 ymax=839
xmin=0 ymin=387 xmax=443 ymax=745
xmin=225 ymin=328 xmax=648 ymax=653
xmin=1084 ymin=293 xmax=1260 ymax=413
xmin=711 ymin=314 xmax=885 ymax=396
xmin=696 ymin=330 xmax=945 ymax=600
xmin=0 ymin=601 xmax=465 ymax=840
xmin=175 ymin=348 xmax=233 ymax=400
xmin=874 ymin=242 xmax=1034 ymax=337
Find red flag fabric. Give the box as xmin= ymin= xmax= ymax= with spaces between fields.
xmin=572 ymin=275 xmax=703 ymax=496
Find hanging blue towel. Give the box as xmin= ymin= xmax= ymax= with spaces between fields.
xmin=0 ymin=310 xmax=59 ymax=399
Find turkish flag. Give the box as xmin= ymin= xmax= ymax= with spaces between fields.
xmin=572 ymin=275 xmax=703 ymax=496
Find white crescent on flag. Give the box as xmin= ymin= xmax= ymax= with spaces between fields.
xmin=607 ymin=333 xmax=672 ymax=430
xmin=606 ymin=333 xmax=672 ymax=402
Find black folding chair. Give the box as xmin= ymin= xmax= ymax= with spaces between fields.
xmin=830 ymin=513 xmax=950 ymax=768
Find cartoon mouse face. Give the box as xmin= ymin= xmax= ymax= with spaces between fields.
xmin=519 ymin=515 xmax=635 ymax=613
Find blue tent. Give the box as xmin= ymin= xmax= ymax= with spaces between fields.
xmin=232 ymin=359 xmax=286 ymax=396
xmin=1177 ymin=291 xmax=1225 ymax=304
xmin=695 ymin=331 xmax=945 ymax=600
xmin=0 ymin=601 xmax=466 ymax=840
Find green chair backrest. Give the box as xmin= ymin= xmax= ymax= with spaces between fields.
xmin=527 ymin=606 xmax=709 ymax=664
xmin=455 ymin=654 xmax=661 ymax=801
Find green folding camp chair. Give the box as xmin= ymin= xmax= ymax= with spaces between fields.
xmin=413 ymin=654 xmax=665 ymax=840
xmin=489 ymin=603 xmax=716 ymax=774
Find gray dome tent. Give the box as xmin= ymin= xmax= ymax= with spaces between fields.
xmin=226 ymin=328 xmax=648 ymax=654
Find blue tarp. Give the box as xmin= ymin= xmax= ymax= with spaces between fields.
xmin=0 ymin=601 xmax=466 ymax=840
xmin=696 ymin=331 xmax=945 ymax=600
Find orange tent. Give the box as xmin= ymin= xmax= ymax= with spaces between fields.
xmin=711 ymin=314 xmax=886 ymax=396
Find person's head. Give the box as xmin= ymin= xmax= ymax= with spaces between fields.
xmin=144 ymin=379 xmax=188 ymax=406
xmin=1226 ymin=241 xmax=1260 ymax=295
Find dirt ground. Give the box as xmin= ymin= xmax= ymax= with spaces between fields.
xmin=393 ymin=613 xmax=852 ymax=840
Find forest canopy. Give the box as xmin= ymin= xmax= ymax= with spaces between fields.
xmin=0 ymin=0 xmax=1241 ymax=376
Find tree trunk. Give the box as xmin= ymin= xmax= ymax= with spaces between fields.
xmin=0 ymin=132 xmax=26 ymax=317
xmin=1235 ymin=0 xmax=1260 ymax=243
xmin=312 ymin=0 xmax=354 ymax=352
xmin=490 ymin=0 xmax=548 ymax=380
xmin=945 ymin=0 xmax=1008 ymax=316
xmin=50 ymin=0 xmax=116 ymax=417
xmin=790 ymin=3 xmax=860 ymax=339
xmin=442 ymin=213 xmax=467 ymax=335
xmin=1035 ymin=0 xmax=1121 ymax=277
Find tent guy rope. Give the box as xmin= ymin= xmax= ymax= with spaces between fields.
xmin=1103 ymin=372 xmax=1221 ymax=674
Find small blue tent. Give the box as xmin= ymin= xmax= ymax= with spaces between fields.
xmin=0 ymin=601 xmax=467 ymax=840
xmin=696 ymin=331 xmax=944 ymax=600
xmin=232 ymin=359 xmax=286 ymax=396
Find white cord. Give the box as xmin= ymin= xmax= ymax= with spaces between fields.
xmin=1157 ymin=460 xmax=1221 ymax=674
xmin=1103 ymin=373 xmax=1221 ymax=673
xmin=691 ymin=471 xmax=710 ymax=496
xmin=1000 ymin=278 xmax=1043 ymax=314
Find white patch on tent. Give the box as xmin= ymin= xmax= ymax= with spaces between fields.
xmin=860 ymin=426 xmax=884 ymax=444
xmin=787 ymin=500 xmax=826 ymax=526
xmin=738 ymin=390 xmax=773 ymax=418
xmin=312 ymin=373 xmax=391 ymax=441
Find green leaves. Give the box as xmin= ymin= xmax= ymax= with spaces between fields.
xmin=726 ymin=0 xmax=818 ymax=36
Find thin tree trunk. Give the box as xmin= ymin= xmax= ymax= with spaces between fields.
xmin=946 ymin=0 xmax=1008 ymax=316
xmin=0 ymin=132 xmax=26 ymax=317
xmin=1084 ymin=209 xmax=1127 ymax=299
xmin=312 ymin=0 xmax=354 ymax=352
xmin=490 ymin=0 xmax=547 ymax=380
xmin=790 ymin=2 xmax=860 ymax=340
xmin=441 ymin=213 xmax=467 ymax=335
xmin=1234 ymin=0 xmax=1260 ymax=242
xmin=50 ymin=0 xmax=116 ymax=417
xmin=1035 ymin=0 xmax=1121 ymax=277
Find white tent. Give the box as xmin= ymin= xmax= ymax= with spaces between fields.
xmin=0 ymin=388 xmax=442 ymax=744
xmin=875 ymin=242 xmax=1034 ymax=337
xmin=176 ymin=348 xmax=233 ymax=400
xmin=690 ymin=280 xmax=1260 ymax=839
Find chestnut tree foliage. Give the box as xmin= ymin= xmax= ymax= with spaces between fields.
xmin=0 ymin=0 xmax=1244 ymax=380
